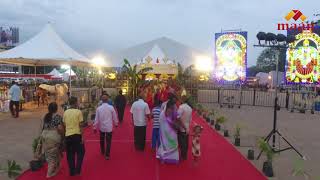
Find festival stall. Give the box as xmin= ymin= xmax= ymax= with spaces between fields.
xmin=0 ymin=23 xmax=91 ymax=96
xmin=0 ymin=84 xmax=9 ymax=112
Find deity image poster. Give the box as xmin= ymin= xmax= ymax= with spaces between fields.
xmin=286 ymin=30 xmax=320 ymax=84
xmin=215 ymin=32 xmax=247 ymax=82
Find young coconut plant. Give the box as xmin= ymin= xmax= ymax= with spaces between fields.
xmin=0 ymin=160 xmax=22 ymax=179
xmin=292 ymin=158 xmax=310 ymax=180
xmin=234 ymin=124 xmax=241 ymax=146
xmin=30 ymin=137 xmax=45 ymax=171
xmin=258 ymin=138 xmax=275 ymax=177
xmin=215 ymin=116 xmax=226 ymax=131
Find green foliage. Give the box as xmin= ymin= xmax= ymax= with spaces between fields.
xmin=208 ymin=109 xmax=215 ymax=117
xmin=234 ymin=124 xmax=241 ymax=139
xmin=292 ymin=158 xmax=310 ymax=179
xmin=0 ymin=160 xmax=22 ymax=179
xmin=82 ymin=109 xmax=90 ymax=122
xmin=122 ymin=59 xmax=153 ymax=100
xmin=32 ymin=137 xmax=40 ymax=153
xmin=186 ymin=95 xmax=197 ymax=108
xmin=247 ymin=66 xmax=264 ymax=76
xmin=256 ymin=48 xmax=286 ymax=73
xmin=196 ymin=103 xmax=204 ymax=113
xmin=216 ymin=116 xmax=227 ymax=124
xmin=257 ymin=138 xmax=274 ymax=162
xmin=176 ymin=63 xmax=194 ymax=87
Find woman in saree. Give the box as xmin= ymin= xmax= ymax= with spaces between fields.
xmin=41 ymin=102 xmax=64 ymax=178
xmin=157 ymin=100 xmax=179 ymax=164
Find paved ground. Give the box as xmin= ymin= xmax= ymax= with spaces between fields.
xmin=202 ymin=103 xmax=320 ymax=180
xmin=0 ymin=102 xmax=319 ymax=180
xmin=0 ymin=102 xmax=47 ymax=180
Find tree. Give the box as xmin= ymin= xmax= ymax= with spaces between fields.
xmin=176 ymin=63 xmax=194 ymax=88
xmin=122 ymin=59 xmax=152 ymax=101
xmin=247 ymin=66 xmax=263 ymax=77
xmin=256 ymin=48 xmax=286 ymax=73
xmin=73 ymin=67 xmax=89 ymax=87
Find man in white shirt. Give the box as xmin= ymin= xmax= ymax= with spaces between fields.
xmin=93 ymin=94 xmax=118 ymax=159
xmin=9 ymin=81 xmax=21 ymax=118
xmin=130 ymin=95 xmax=150 ymax=151
xmin=177 ymin=95 xmax=192 ymax=160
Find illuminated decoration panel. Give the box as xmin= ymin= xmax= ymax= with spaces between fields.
xmin=286 ymin=30 xmax=320 ymax=84
xmin=215 ymin=32 xmax=247 ymax=82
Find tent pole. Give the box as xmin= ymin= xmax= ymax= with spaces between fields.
xmin=69 ymin=66 xmax=72 ymax=96
xmin=34 ymin=65 xmax=37 ymax=89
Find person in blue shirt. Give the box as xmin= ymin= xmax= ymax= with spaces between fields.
xmin=9 ymin=81 xmax=21 ymax=118
xmin=151 ymin=99 xmax=161 ymax=149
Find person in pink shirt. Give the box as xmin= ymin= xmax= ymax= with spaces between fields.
xmin=93 ymin=94 xmax=118 ymax=160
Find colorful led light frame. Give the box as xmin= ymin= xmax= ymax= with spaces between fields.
xmin=286 ymin=30 xmax=320 ymax=84
xmin=215 ymin=32 xmax=247 ymax=82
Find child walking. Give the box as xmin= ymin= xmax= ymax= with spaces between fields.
xmin=191 ymin=124 xmax=203 ymax=165
xmin=151 ymin=100 xmax=161 ymax=149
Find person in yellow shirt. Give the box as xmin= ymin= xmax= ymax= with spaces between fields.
xmin=63 ymin=96 xmax=85 ymax=176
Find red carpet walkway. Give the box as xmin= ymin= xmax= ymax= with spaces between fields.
xmin=18 ymin=107 xmax=266 ymax=180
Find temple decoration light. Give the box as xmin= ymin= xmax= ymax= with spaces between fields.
xmin=107 ymin=72 xmax=116 ymax=80
xmin=199 ymin=73 xmax=209 ymax=81
xmin=286 ymin=30 xmax=320 ymax=84
xmin=122 ymin=88 xmax=127 ymax=95
xmin=215 ymin=32 xmax=247 ymax=82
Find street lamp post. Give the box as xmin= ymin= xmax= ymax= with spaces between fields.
xmin=255 ymin=32 xmax=304 ymax=159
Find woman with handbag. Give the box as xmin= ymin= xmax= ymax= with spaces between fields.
xmin=41 ymin=102 xmax=64 ymax=178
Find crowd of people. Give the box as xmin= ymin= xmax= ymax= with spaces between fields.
xmin=35 ymin=83 xmax=202 ymax=178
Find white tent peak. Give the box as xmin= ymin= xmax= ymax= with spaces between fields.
xmin=0 ymin=23 xmax=89 ymax=66
xmin=48 ymin=68 xmax=62 ymax=78
xmin=141 ymin=44 xmax=172 ymax=64
xmin=112 ymin=36 xmax=205 ymax=67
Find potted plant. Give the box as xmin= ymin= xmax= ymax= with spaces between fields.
xmin=30 ymin=137 xmax=45 ymax=171
xmin=292 ymin=158 xmax=310 ymax=179
xmin=0 ymin=160 xmax=22 ymax=179
xmin=208 ymin=110 xmax=215 ymax=126
xmin=224 ymin=128 xmax=229 ymax=137
xmin=247 ymin=149 xmax=255 ymax=160
xmin=234 ymin=124 xmax=241 ymax=146
xmin=202 ymin=109 xmax=209 ymax=122
xmin=258 ymin=138 xmax=274 ymax=177
xmin=215 ymin=116 xmax=226 ymax=131
xmin=298 ymin=103 xmax=306 ymax=113
xmin=196 ymin=104 xmax=204 ymax=116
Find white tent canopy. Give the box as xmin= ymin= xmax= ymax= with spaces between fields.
xmin=112 ymin=37 xmax=206 ymax=67
xmin=0 ymin=24 xmax=90 ymax=66
xmin=48 ymin=68 xmax=62 ymax=78
xmin=62 ymin=69 xmax=76 ymax=81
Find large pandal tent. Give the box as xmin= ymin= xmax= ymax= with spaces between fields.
xmin=0 ymin=23 xmax=91 ymax=94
